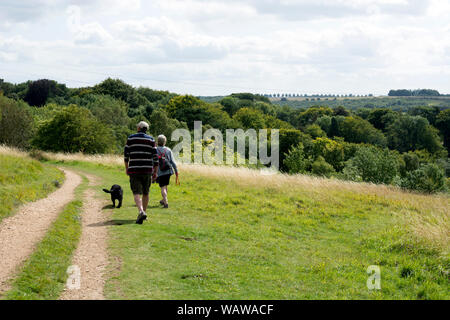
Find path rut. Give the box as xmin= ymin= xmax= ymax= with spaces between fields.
xmin=0 ymin=169 xmax=82 ymax=293
xmin=60 ymin=173 xmax=111 ymax=300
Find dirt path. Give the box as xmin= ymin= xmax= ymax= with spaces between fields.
xmin=60 ymin=173 xmax=111 ymax=300
xmin=0 ymin=169 xmax=82 ymax=293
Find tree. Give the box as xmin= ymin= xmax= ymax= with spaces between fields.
xmin=328 ymin=117 xmax=340 ymax=137
xmin=343 ymin=146 xmax=399 ymax=184
xmin=78 ymin=94 xmax=130 ymax=127
xmin=93 ymin=78 xmax=150 ymax=110
xmin=409 ymin=106 xmax=440 ymax=126
xmin=386 ymin=115 xmax=444 ymax=154
xmin=333 ymin=106 xmax=350 ymax=116
xmin=315 ymin=115 xmax=332 ymax=135
xmin=32 ymin=105 xmax=114 ymax=154
xmin=436 ymin=109 xmax=450 ymax=153
xmin=136 ymin=87 xmax=171 ymax=103
xmin=338 ymin=116 xmax=387 ymax=146
xmin=296 ymin=106 xmax=333 ymax=129
xmin=264 ymin=115 xmax=293 ymax=129
xmin=367 ymin=108 xmax=397 ymax=131
xmin=311 ymin=156 xmax=335 ymax=177
xmin=278 ymin=129 xmax=312 ymax=171
xmin=219 ymin=96 xmax=240 ymax=116
xmin=24 ymin=79 xmax=53 ymax=107
xmin=166 ymin=95 xmax=233 ymax=130
xmin=232 ymin=107 xmax=266 ymax=130
xmin=388 ymin=89 xmax=411 ymax=96
xmin=401 ymin=163 xmax=446 ymax=193
xmin=0 ymin=96 xmax=35 ymax=149
xmin=149 ymin=109 xmax=187 ymax=148
xmin=311 ymin=137 xmax=346 ymax=171
xmin=283 ymin=143 xmax=308 ymax=174
xmin=304 ymin=124 xmax=326 ymax=139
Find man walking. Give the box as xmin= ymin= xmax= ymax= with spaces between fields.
xmin=124 ymin=121 xmax=158 ymax=224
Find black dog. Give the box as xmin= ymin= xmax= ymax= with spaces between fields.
xmin=102 ymin=185 xmax=123 ymax=208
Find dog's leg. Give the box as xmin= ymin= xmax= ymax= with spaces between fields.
xmin=117 ymin=199 xmax=122 ymax=208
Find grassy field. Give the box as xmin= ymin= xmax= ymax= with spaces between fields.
xmin=0 ymin=149 xmax=64 ymax=223
xmin=0 ymin=146 xmax=448 ymax=300
xmin=44 ymin=158 xmax=449 ymax=300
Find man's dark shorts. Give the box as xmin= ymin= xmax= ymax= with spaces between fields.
xmin=129 ymin=174 xmax=151 ymax=195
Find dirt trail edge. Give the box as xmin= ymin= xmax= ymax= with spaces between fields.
xmin=60 ymin=173 xmax=110 ymax=300
xmin=0 ymin=168 xmax=82 ymax=293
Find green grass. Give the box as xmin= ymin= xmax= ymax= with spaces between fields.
xmin=51 ymin=160 xmax=449 ymax=300
xmin=0 ymin=154 xmax=64 ymax=223
xmin=3 ymin=175 xmax=88 ymax=300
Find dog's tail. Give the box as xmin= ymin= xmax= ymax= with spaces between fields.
xmin=102 ymin=188 xmax=111 ymax=193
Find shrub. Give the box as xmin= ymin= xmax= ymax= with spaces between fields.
xmin=343 ymin=146 xmax=399 ymax=184
xmin=311 ymin=156 xmax=335 ymax=177
xmin=0 ymin=96 xmax=35 ymax=149
xmin=32 ymin=105 xmax=114 ymax=154
xmin=311 ymin=137 xmax=345 ymax=171
xmin=29 ymin=149 xmax=49 ymax=161
xmin=278 ymin=129 xmax=312 ymax=171
xmin=401 ymin=163 xmax=446 ymax=193
xmin=283 ymin=143 xmax=308 ymax=174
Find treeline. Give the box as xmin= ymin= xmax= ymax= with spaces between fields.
xmin=0 ymin=78 xmax=449 ymax=193
xmin=271 ymin=95 xmax=450 ymax=111
xmin=388 ymin=89 xmax=440 ymax=96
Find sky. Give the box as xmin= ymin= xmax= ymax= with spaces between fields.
xmin=0 ymin=0 xmax=449 ymax=96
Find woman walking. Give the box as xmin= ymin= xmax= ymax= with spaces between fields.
xmin=155 ymin=135 xmax=179 ymax=208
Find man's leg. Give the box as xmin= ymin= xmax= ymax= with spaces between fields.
xmin=142 ymin=194 xmax=149 ymax=212
xmin=133 ymin=194 xmax=143 ymax=212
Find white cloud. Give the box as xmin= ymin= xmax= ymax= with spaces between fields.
xmin=66 ymin=5 xmax=112 ymax=44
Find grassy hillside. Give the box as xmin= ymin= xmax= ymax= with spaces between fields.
xmin=45 ymin=156 xmax=449 ymax=300
xmin=0 ymin=147 xmax=64 ymax=222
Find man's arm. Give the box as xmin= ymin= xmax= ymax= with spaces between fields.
xmin=124 ymin=140 xmax=130 ymax=175
xmin=151 ymin=142 xmax=158 ymax=180
xmin=124 ymin=160 xmax=129 ymax=175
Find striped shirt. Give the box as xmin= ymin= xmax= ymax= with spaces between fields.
xmin=124 ymin=132 xmax=158 ymax=174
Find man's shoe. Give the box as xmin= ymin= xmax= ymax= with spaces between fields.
xmin=136 ymin=211 xmax=147 ymax=224
xmin=163 ymin=204 xmax=169 ymax=209
xmin=159 ymin=200 xmax=164 ymax=206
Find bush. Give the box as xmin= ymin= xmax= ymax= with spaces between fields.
xmin=401 ymin=163 xmax=446 ymax=193
xmin=311 ymin=137 xmax=345 ymax=171
xmin=278 ymin=129 xmax=312 ymax=171
xmin=343 ymin=146 xmax=399 ymax=184
xmin=32 ymin=105 xmax=114 ymax=154
xmin=0 ymin=96 xmax=35 ymax=149
xmin=29 ymin=149 xmax=50 ymax=161
xmin=311 ymin=156 xmax=335 ymax=177
xmin=283 ymin=143 xmax=308 ymax=174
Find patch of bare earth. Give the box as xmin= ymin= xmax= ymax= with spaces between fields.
xmin=60 ymin=174 xmax=111 ymax=300
xmin=0 ymin=169 xmax=82 ymax=294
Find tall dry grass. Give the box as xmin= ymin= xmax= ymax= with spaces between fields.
xmin=1 ymin=144 xmax=448 ymax=252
